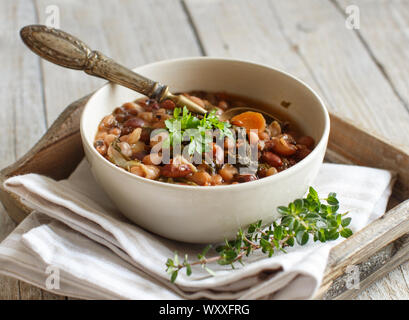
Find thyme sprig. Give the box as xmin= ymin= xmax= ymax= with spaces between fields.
xmin=166 ymin=187 xmax=353 ymax=282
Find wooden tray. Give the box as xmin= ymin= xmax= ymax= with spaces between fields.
xmin=0 ymin=94 xmax=408 ymax=300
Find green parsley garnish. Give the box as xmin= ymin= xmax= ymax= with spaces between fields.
xmin=163 ymin=107 xmax=233 ymax=155
xmin=165 ymin=187 xmax=353 ymax=282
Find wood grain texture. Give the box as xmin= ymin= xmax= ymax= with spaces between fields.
xmin=0 ymin=0 xmax=46 ymax=166
xmin=336 ymin=0 xmax=409 ymax=111
xmin=185 ymin=0 xmax=409 ymax=147
xmin=1 ymin=0 xmax=409 ymax=300
xmin=334 ymin=0 xmax=409 ymax=299
xmin=0 ymin=0 xmax=47 ymax=301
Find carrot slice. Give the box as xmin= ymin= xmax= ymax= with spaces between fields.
xmin=230 ymin=111 xmax=266 ymax=133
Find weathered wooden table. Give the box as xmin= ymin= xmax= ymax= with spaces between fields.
xmin=1 ymin=0 xmax=409 ymax=299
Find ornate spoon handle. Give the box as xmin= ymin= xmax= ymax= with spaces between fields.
xmin=20 ymin=25 xmax=207 ymax=113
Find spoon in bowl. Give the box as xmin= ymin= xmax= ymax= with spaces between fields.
xmin=20 ymin=24 xmax=208 ymax=114
xmin=20 ymin=25 xmax=283 ymax=124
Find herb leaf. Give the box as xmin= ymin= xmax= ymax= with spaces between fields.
xmin=164 ymin=107 xmax=233 ymax=155
xmin=165 ymin=187 xmax=353 ymax=282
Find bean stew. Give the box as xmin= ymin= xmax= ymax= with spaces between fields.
xmin=94 ymin=92 xmax=315 ymax=186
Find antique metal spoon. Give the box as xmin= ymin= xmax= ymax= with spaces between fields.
xmin=20 ymin=25 xmax=208 ymax=114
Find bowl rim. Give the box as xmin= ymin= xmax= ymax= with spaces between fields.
xmin=80 ymin=56 xmax=330 ymax=192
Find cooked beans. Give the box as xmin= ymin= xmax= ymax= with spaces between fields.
xmin=261 ymin=151 xmax=283 ymax=168
xmin=161 ymin=163 xmax=192 ymax=178
xmin=94 ymin=93 xmax=315 ymax=186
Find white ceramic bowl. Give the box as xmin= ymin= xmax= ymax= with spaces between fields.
xmin=80 ymin=57 xmax=329 ymax=243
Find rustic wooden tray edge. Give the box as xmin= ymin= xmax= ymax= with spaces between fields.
xmin=0 ymin=95 xmax=408 ymax=300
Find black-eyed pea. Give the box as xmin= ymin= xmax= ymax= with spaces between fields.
xmin=144 ymin=165 xmax=160 ymax=180
xmin=101 ymin=114 xmax=116 ymax=128
xmin=109 ymin=127 xmax=121 ymax=136
xmin=118 ymin=142 xmax=132 ymax=158
xmin=104 ymin=134 xmax=117 ymax=146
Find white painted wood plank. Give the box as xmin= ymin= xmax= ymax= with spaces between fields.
xmin=185 ymin=0 xmax=409 ymax=148
xmin=334 ymin=0 xmax=409 ymax=300
xmin=355 ymin=267 xmax=409 ymax=300
xmin=0 ymin=0 xmax=46 ymax=164
xmin=0 ymin=0 xmax=47 ymax=300
xmin=336 ymin=0 xmax=409 ymax=111
xmin=35 ymin=0 xmax=202 ymax=124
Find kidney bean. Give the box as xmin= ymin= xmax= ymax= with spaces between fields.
xmin=124 ymin=117 xmax=145 ymax=129
xmin=140 ymin=127 xmax=152 ymax=143
xmin=113 ymin=107 xmax=124 ymax=115
xmin=218 ymin=100 xmax=228 ymax=109
xmin=160 ymin=99 xmax=176 ymax=110
xmin=296 ymin=136 xmax=314 ymax=149
xmin=262 ymin=151 xmax=283 ymax=167
xmin=266 ymin=167 xmax=278 ymax=176
xmin=211 ymin=174 xmax=223 ymax=185
xmin=219 ymin=164 xmax=238 ymax=182
xmin=190 ymin=171 xmax=212 ymax=186
xmin=114 ymin=112 xmax=125 ymax=123
xmin=271 ymin=136 xmax=297 ymax=156
xmin=294 ymin=145 xmax=312 ymax=160
xmin=161 ymin=163 xmax=192 ymax=178
xmin=132 ymin=150 xmax=148 ymax=161
xmin=144 ymin=99 xmax=160 ymax=111
xmin=130 ymin=141 xmax=146 ymax=154
xmin=236 ymin=174 xmax=258 ymax=183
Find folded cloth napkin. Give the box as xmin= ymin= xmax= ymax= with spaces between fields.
xmin=0 ymin=160 xmax=395 ymax=299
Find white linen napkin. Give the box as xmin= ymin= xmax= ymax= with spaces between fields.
xmin=0 ymin=160 xmax=395 ymax=299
